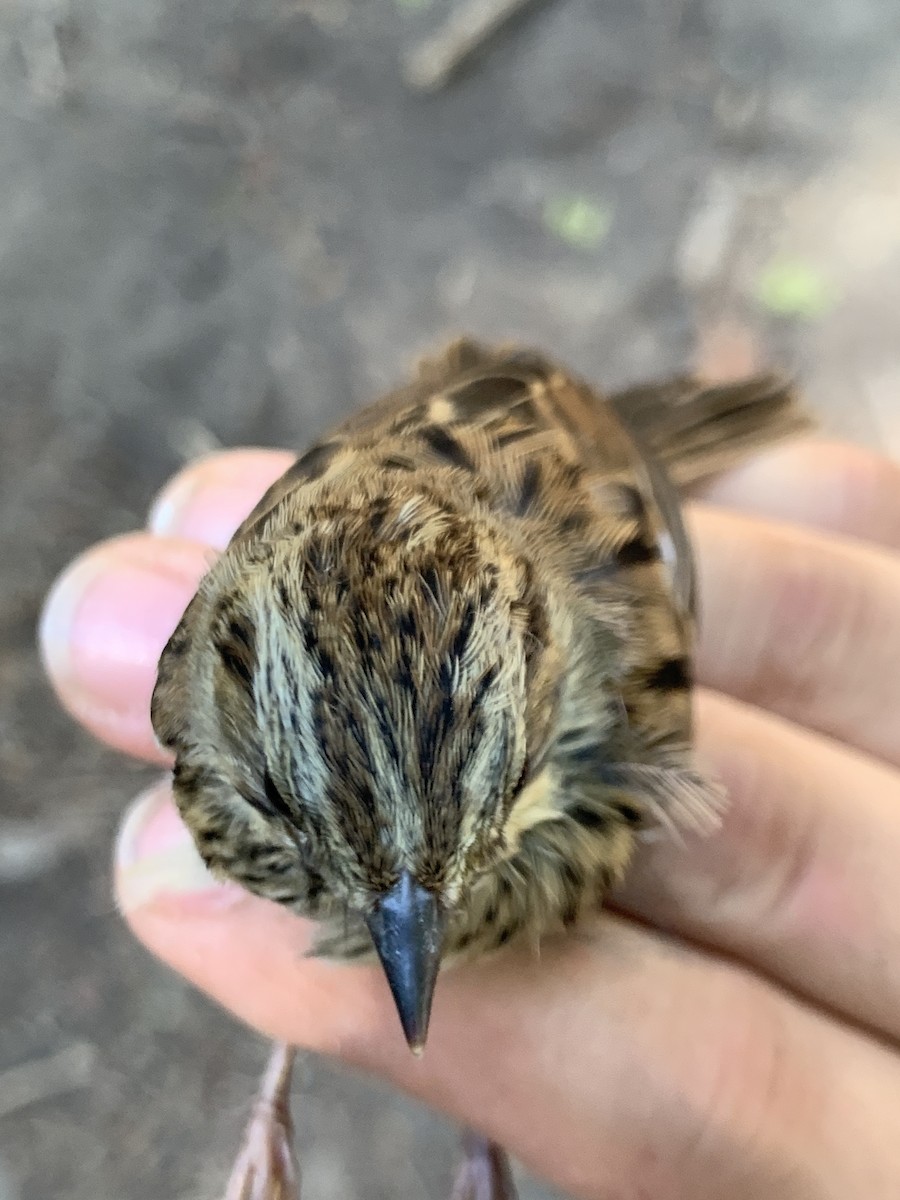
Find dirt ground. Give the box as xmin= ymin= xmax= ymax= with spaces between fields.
xmin=1 ymin=0 xmax=898 ymax=1197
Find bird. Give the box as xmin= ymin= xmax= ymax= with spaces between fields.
xmin=150 ymin=338 xmax=811 ymax=1199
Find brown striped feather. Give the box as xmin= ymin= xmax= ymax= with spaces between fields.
xmin=152 ymin=337 xmax=812 ymax=960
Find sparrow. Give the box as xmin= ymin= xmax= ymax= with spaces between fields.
xmin=150 ymin=338 xmax=811 ymax=1199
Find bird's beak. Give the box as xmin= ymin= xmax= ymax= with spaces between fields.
xmin=365 ymin=870 xmax=447 ymax=1055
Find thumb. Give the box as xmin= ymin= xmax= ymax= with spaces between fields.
xmin=113 ymin=784 xmax=849 ymax=1200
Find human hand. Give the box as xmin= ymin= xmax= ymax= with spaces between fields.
xmin=40 ymin=438 xmax=900 ymax=1199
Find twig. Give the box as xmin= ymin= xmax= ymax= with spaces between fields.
xmin=403 ymin=0 xmax=556 ymax=92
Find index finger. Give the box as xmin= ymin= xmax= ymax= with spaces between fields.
xmin=700 ymin=440 xmax=900 ymax=552
xmin=40 ymin=442 xmax=900 ymax=769
xmin=692 ymin=505 xmax=900 ymax=766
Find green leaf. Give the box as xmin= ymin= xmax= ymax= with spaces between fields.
xmin=543 ymin=196 xmax=612 ymax=250
xmin=756 ymin=259 xmax=839 ymax=319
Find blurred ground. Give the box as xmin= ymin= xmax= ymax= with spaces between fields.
xmin=1 ymin=1 xmax=899 ymax=1197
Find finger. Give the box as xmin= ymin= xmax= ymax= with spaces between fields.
xmin=617 ymin=689 xmax=900 ymax=1042
xmin=116 ymin=785 xmax=900 ymax=1200
xmin=154 ymin=441 xmax=900 ymax=555
xmin=699 ymin=441 xmax=900 ymax=553
xmin=147 ymin=449 xmax=295 ymax=550
xmin=45 ymin=444 xmax=900 ymax=768
xmin=691 ymin=505 xmax=900 ymax=766
xmin=40 ymin=451 xmax=297 ymax=762
xmin=39 ymin=533 xmax=212 ymax=762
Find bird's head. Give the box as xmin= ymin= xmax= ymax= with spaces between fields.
xmin=152 ymin=485 xmax=559 ymax=1050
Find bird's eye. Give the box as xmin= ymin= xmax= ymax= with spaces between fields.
xmin=261 ymin=770 xmax=296 ymax=821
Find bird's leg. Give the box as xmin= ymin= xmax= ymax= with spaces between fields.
xmin=449 ymin=1131 xmax=520 ymax=1200
xmin=221 ymin=1041 xmax=300 ymax=1200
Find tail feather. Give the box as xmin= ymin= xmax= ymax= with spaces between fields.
xmin=610 ymin=374 xmax=814 ymax=489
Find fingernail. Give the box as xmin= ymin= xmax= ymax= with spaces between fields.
xmin=147 ymin=472 xmax=201 ymax=537
xmin=147 ymin=451 xmax=295 ymax=550
xmin=116 ymin=781 xmax=243 ymax=911
xmin=39 ymin=537 xmax=204 ymax=713
xmin=149 ymin=476 xmax=248 ymax=550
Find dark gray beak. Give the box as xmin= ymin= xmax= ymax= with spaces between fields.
xmin=365 ymin=870 xmax=447 ymax=1054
